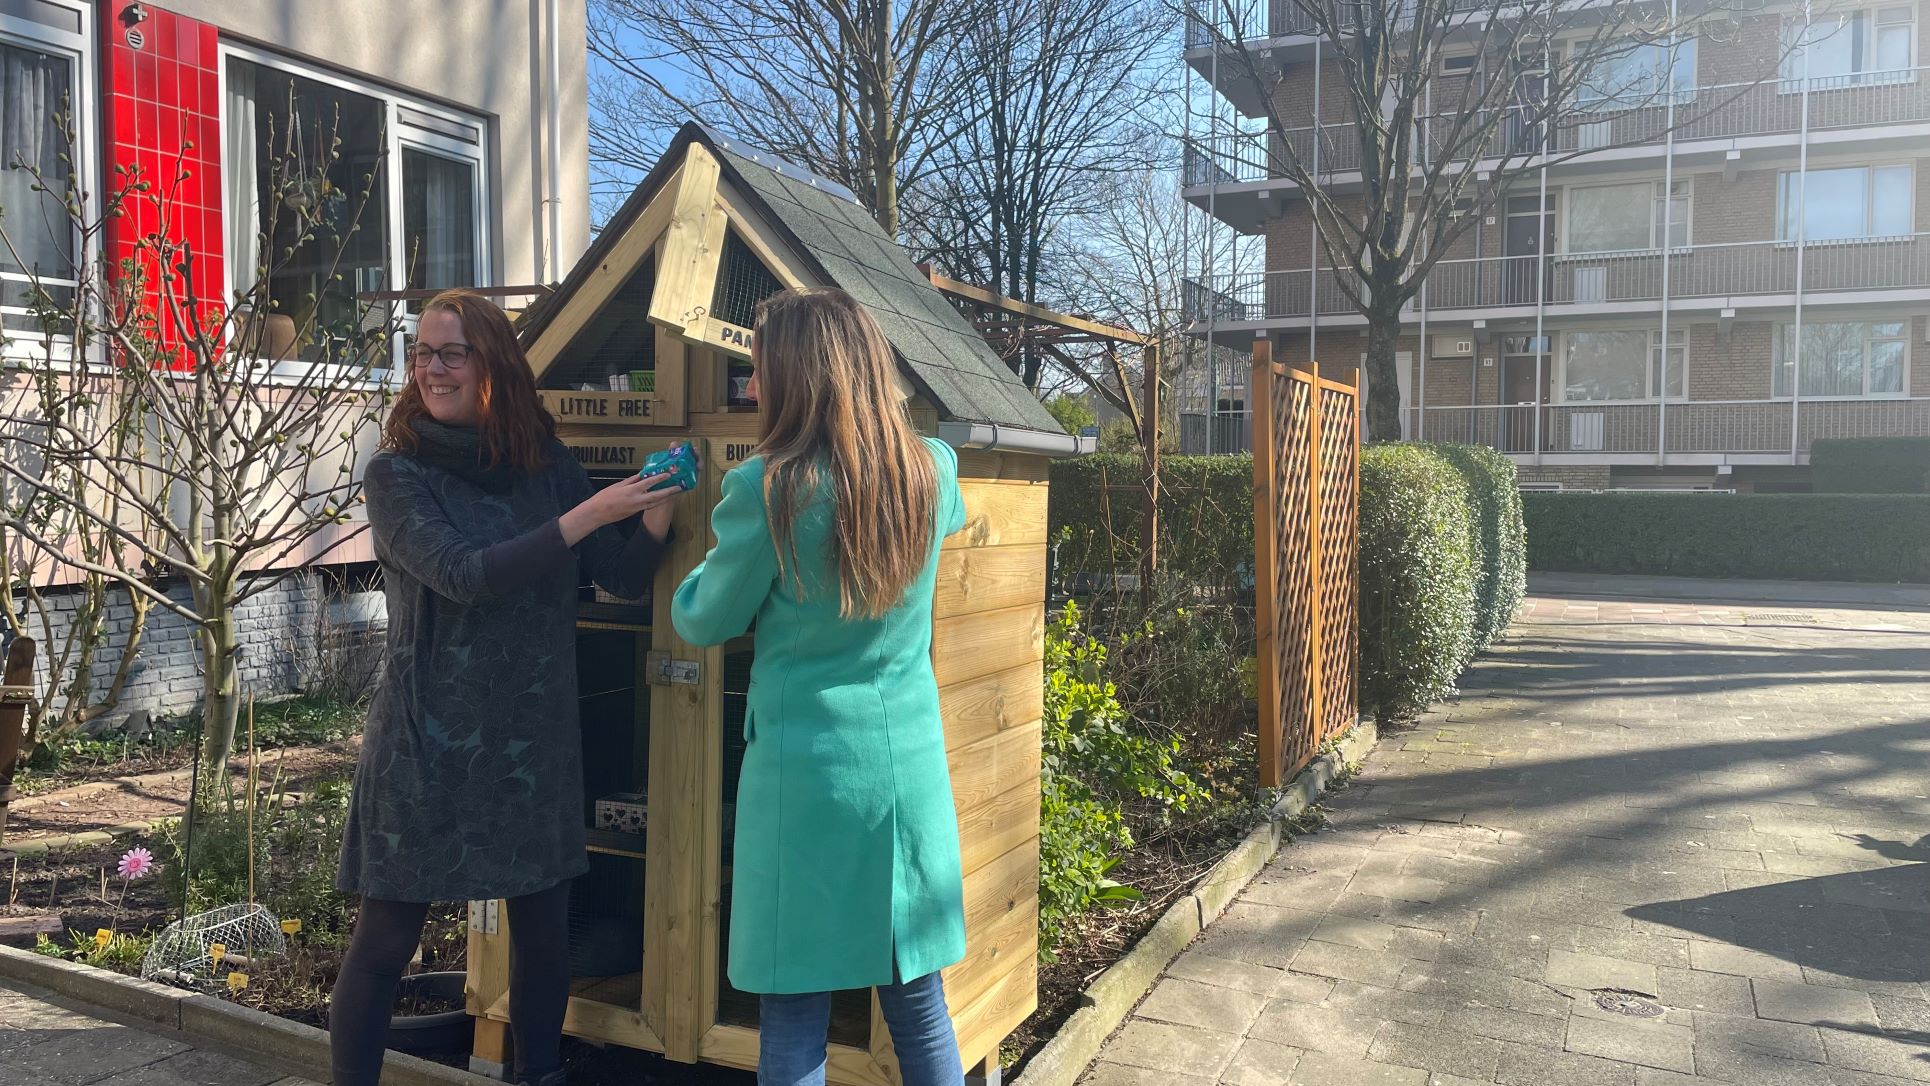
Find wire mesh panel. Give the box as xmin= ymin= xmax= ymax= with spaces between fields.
xmin=1252 ymin=349 xmax=1360 ymax=787
xmin=710 ymin=232 xmax=784 ymax=328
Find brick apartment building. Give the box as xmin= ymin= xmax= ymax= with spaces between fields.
xmin=1181 ymin=0 xmax=1930 ymax=490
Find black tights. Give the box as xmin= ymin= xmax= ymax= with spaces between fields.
xmin=329 ymin=881 xmax=571 ymax=1085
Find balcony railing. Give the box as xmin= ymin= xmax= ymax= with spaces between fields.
xmin=1186 ymin=0 xmax=1495 ymax=47
xmin=1187 ymin=234 xmax=1930 ymax=322
xmin=1408 ymin=398 xmax=1930 ymax=458
xmin=1184 ymin=68 xmax=1930 ymax=188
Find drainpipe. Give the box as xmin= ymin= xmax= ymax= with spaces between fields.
xmin=1657 ymin=0 xmax=1679 ymax=469
xmin=545 ymin=0 xmax=564 ymax=283
xmin=1789 ymin=2 xmax=1813 ymax=466
xmin=1309 ymin=36 xmax=1321 ymax=388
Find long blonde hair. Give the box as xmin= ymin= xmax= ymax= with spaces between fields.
xmin=752 ymin=288 xmax=937 ymax=619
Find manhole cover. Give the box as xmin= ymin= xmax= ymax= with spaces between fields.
xmin=1594 ymin=991 xmax=1666 ymax=1018
xmin=1744 ymin=612 xmax=1815 ymax=625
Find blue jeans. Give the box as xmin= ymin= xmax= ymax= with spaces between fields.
xmin=758 ymin=971 xmax=965 ymax=1086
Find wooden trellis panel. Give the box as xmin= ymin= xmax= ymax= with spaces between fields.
xmin=1251 ymin=341 xmax=1360 ymax=787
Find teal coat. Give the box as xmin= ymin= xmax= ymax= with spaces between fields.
xmin=672 ymin=437 xmax=969 ymax=994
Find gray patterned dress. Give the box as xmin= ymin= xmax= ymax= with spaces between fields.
xmin=336 ymin=420 xmax=667 ymax=903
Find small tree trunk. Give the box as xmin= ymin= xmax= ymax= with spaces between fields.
xmin=1362 ymin=306 xmax=1406 ymax=443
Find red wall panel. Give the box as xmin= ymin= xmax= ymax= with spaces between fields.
xmin=100 ymin=1 xmax=224 ymax=348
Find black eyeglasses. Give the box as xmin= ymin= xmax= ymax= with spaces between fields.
xmin=408 ymin=341 xmax=475 ymax=370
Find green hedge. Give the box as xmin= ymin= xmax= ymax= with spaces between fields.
xmin=1811 ymin=437 xmax=1930 ymax=494
xmin=1049 ymin=455 xmax=1254 ymax=586
xmin=1432 ymin=444 xmax=1527 ymax=657
xmin=1524 ymin=492 xmax=1930 ymax=582
xmin=1358 ymin=445 xmax=1478 ymax=724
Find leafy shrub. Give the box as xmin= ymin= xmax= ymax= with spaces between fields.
xmin=1812 ymin=437 xmax=1930 ymax=494
xmin=1050 ymin=455 xmax=1255 ymax=589
xmin=1432 ymin=444 xmax=1526 ymax=655
xmin=157 ymin=775 xmax=356 ymax=943
xmin=1039 ymin=602 xmax=1203 ymax=958
xmin=1523 ymin=492 xmax=1930 ymax=582
xmin=1357 ymin=445 xmax=1477 ymax=724
xmin=1043 ymin=395 xmax=1096 ymax=436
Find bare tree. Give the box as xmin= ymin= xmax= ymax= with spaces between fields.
xmin=1189 ymin=0 xmax=1785 ymax=439
xmin=588 ymin=0 xmax=992 ymax=236
xmin=0 ymin=111 xmax=394 ymax=772
xmin=900 ymin=0 xmax=1173 ymax=389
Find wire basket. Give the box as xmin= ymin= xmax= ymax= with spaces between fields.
xmin=141 ymin=903 xmax=288 ymax=988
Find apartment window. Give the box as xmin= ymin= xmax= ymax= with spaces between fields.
xmin=0 ymin=0 xmax=88 ymax=332
xmin=1562 ymin=329 xmax=1685 ymax=401
xmin=1565 ymin=180 xmax=1689 ymax=254
xmin=1577 ymin=37 xmax=1697 ymax=110
xmin=225 ymin=51 xmax=487 ymax=365
xmin=1777 ymin=165 xmax=1913 ymax=241
xmin=1781 ymin=6 xmax=1915 ymax=83
xmin=1774 ymin=321 xmax=1907 ymax=398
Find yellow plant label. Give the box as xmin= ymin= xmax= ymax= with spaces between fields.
xmin=281 ymin=919 xmax=302 ymax=935
xmin=209 ymin=943 xmax=226 ymax=964
xmin=227 ymin=972 xmax=248 ymax=992
xmin=94 ymin=929 xmax=112 ymax=949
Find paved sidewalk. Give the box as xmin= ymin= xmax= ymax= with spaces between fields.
xmin=0 ymin=977 xmax=318 ymax=1086
xmin=1085 ymin=585 xmax=1930 ymax=1085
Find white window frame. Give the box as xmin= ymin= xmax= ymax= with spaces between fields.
xmin=1781 ymin=4 xmax=1917 ymax=88
xmin=218 ymin=42 xmax=492 ymax=378
xmin=1775 ymin=162 xmax=1915 ymax=242
xmin=1559 ymin=178 xmax=1692 ymax=256
xmin=1557 ymin=327 xmax=1687 ymax=404
xmin=1773 ymin=320 xmax=1912 ymax=400
xmin=0 ymin=0 xmax=96 ymax=364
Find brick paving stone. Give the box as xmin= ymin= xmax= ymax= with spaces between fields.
xmin=1248 ymin=1001 xmax=1387 ymax=1058
xmin=1821 ymin=1029 xmax=1930 ymax=1082
xmin=1686 ymin=942 xmax=1806 ymax=983
xmin=1566 ymin=1013 xmax=1697 ymax=1074
xmin=1311 ymin=913 xmax=1400 ymax=951
xmin=1103 ymin=1018 xmax=1244 ymax=1078
xmin=1691 ymin=1012 xmax=1826 ymax=1063
xmin=1220 ymin=1038 xmax=1305 ymax=1086
xmin=1135 ymin=977 xmax=1270 ymax=1034
xmin=1348 ymin=873 xmax=1449 ymax=903
xmin=1289 ymin=940 xmax=1409 ymax=987
xmin=1082 ymin=1061 xmax=1215 ymax=1086
xmin=95 ymin=1050 xmax=284 ymax=1086
xmin=1442 ymin=1004 xmax=1568 ymax=1047
xmin=1165 ymin=952 xmax=1296 ymax=997
xmin=1368 ymin=1021 xmax=1510 ymax=1081
xmin=1285 ymin=1053 xmax=1428 ymax=1086
xmin=1496 ymin=1043 xmax=1639 ymax=1086
xmin=0 ymin=1026 xmax=193 ymax=1085
xmin=1321 ymin=980 xmax=1451 ymax=1026
xmin=1871 ymin=993 xmax=1930 ymax=1033
xmin=1751 ymin=979 xmax=1881 ymax=1030
xmin=1656 ymin=966 xmax=1757 ymax=1015
xmin=1548 ymin=949 xmax=1660 ymax=993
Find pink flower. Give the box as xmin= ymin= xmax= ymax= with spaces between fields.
xmin=117 ymin=848 xmax=154 ymax=880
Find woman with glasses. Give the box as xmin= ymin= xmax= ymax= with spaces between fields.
xmin=331 ymin=290 xmax=686 ymax=1086
xmin=673 ymin=289 xmax=969 ymax=1086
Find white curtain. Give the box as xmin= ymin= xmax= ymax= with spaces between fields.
xmin=225 ymin=62 xmax=261 ymax=298
xmin=0 ymin=43 xmax=69 ymax=282
xmin=406 ymin=148 xmax=474 ymax=291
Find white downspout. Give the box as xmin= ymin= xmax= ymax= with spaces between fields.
xmin=545 ymin=0 xmax=564 ymax=283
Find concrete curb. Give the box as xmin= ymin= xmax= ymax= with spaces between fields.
xmin=0 ymin=944 xmax=497 ymax=1086
xmin=1011 ymin=720 xmax=1379 ymax=1086
xmin=1 ymin=817 xmax=178 ymax=857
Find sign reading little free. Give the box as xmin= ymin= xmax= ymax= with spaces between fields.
xmin=541 ymin=390 xmax=656 ymax=424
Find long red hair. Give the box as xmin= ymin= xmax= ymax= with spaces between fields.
xmin=382 ymin=289 xmax=554 ymax=472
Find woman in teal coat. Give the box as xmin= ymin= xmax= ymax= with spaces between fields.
xmin=672 ymin=288 xmax=969 ymax=1086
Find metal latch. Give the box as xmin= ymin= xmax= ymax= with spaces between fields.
xmin=646 ymin=652 xmax=700 ymax=686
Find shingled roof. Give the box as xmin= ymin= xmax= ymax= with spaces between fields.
xmin=522 ymin=124 xmax=1065 ymax=438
